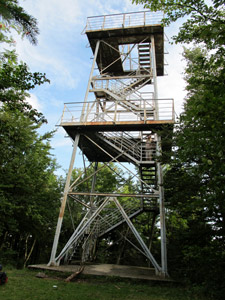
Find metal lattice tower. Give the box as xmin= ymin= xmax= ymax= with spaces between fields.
xmin=48 ymin=11 xmax=174 ymax=277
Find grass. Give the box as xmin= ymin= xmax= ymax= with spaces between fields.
xmin=0 ymin=268 xmax=209 ymax=300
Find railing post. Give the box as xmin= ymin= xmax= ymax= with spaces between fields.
xmin=85 ymin=102 xmax=90 ymax=122
xmin=151 ymin=35 xmax=159 ymax=120
xmin=61 ymin=104 xmax=66 ymax=123
xmin=102 ymin=15 xmax=106 ymax=30
xmin=172 ymin=99 xmax=175 ymax=121
xmin=114 ymin=101 xmax=118 ymax=123
xmin=144 ymin=99 xmax=147 ymax=123
xmin=80 ymin=40 xmax=100 ymax=122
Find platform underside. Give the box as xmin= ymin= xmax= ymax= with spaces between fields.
xmin=61 ymin=121 xmax=173 ymax=136
xmin=61 ymin=122 xmax=173 ymax=162
xmin=29 ymin=263 xmax=171 ymax=281
xmin=86 ymin=25 xmax=164 ymax=76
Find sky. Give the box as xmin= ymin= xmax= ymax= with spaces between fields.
xmin=12 ymin=0 xmax=187 ymax=176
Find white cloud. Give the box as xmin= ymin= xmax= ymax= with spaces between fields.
xmin=16 ymin=40 xmax=79 ymax=89
xmin=158 ymin=43 xmax=187 ymax=116
xmin=26 ymin=93 xmax=43 ymax=111
xmin=52 ymin=132 xmax=73 ymax=148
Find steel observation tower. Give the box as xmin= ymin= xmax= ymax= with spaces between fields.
xmin=48 ymin=11 xmax=174 ymax=277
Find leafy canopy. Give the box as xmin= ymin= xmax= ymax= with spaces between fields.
xmin=0 ymin=51 xmax=50 ymax=124
xmin=0 ymin=0 xmax=39 ymax=44
xmin=132 ymin=0 xmax=225 ymax=50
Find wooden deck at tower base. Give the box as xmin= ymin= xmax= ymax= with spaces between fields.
xmin=28 ymin=263 xmax=172 ymax=282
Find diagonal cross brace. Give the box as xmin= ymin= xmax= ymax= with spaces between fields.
xmin=55 ymin=197 xmax=111 ymax=263
xmin=113 ymin=197 xmax=161 ymax=274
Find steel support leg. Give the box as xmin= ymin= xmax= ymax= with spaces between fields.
xmin=48 ymin=134 xmax=80 ymax=266
xmin=90 ymin=162 xmax=98 ymax=207
xmin=157 ymin=135 xmax=168 ymax=276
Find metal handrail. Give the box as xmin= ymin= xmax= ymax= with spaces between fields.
xmin=60 ymin=98 xmax=174 ymax=124
xmin=85 ymin=11 xmax=163 ymax=32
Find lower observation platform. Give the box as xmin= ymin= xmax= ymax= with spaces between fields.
xmin=61 ymin=120 xmax=174 ymax=137
xmin=60 ymin=123 xmax=173 ymax=163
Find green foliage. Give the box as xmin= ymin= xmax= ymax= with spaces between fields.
xmin=0 ymin=0 xmax=39 ymax=45
xmin=0 ymin=51 xmax=50 ymax=124
xmin=0 ymin=108 xmax=62 ymax=266
xmin=133 ymin=1 xmax=225 ymax=298
xmin=132 ymin=0 xmax=225 ymax=50
xmin=0 ymin=2 xmax=60 ymax=266
xmin=164 ymin=38 xmax=225 ymax=300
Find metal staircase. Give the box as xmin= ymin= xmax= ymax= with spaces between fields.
xmin=91 ymin=76 xmax=154 ymax=118
xmin=138 ymin=42 xmax=151 ymax=73
xmin=64 ymin=195 xmax=159 ymax=264
xmin=96 ymin=131 xmax=141 ymax=164
xmin=59 ymin=198 xmax=149 ymax=263
xmin=96 ymin=131 xmax=157 ymax=165
xmin=140 ymin=165 xmax=157 ymax=191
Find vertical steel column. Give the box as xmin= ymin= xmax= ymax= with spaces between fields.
xmin=150 ymin=35 xmax=159 ymax=120
xmin=156 ymin=135 xmax=168 ymax=276
xmin=80 ymin=40 xmax=100 ymax=122
xmin=48 ymin=134 xmax=80 ymax=266
xmin=90 ymin=162 xmax=98 ymax=207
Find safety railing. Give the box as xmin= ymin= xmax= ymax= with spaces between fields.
xmin=98 ymin=131 xmax=142 ymax=162
xmin=99 ymin=131 xmax=157 ymax=163
xmin=91 ymin=77 xmax=150 ymax=99
xmin=60 ymin=98 xmax=174 ymax=125
xmin=86 ymin=11 xmax=163 ymax=32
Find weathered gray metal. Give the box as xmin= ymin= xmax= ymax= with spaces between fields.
xmin=50 ymin=11 xmax=174 ymax=277
xmin=48 ymin=134 xmax=80 ymax=266
xmin=156 ymin=135 xmax=168 ymax=276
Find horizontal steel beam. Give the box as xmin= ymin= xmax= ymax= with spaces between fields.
xmin=68 ymin=192 xmax=159 ymax=198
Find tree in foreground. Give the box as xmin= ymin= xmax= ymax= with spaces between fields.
xmin=0 ymin=1 xmax=62 ymax=266
xmin=0 ymin=0 xmax=39 ymax=44
xmin=0 ymin=108 xmax=62 ymax=266
xmin=0 ymin=54 xmax=61 ymax=265
xmin=165 ymin=47 xmax=225 ymax=298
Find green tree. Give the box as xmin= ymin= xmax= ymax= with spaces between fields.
xmin=0 ymin=0 xmax=39 ymax=44
xmin=0 ymin=108 xmax=62 ymax=266
xmin=0 ymin=1 xmax=62 ymax=266
xmin=0 ymin=51 xmax=50 ymax=124
xmin=0 ymin=0 xmax=50 ymax=124
xmin=133 ymin=1 xmax=225 ymax=297
xmin=164 ymin=47 xmax=225 ymax=294
xmin=132 ymin=0 xmax=225 ymax=50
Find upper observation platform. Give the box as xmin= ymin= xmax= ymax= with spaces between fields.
xmin=85 ymin=11 xmax=165 ymax=76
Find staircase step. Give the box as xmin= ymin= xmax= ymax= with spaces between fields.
xmin=139 ymin=49 xmax=150 ymax=53
xmin=139 ymin=54 xmax=150 ymax=57
xmin=139 ymin=58 xmax=150 ymax=62
xmin=138 ymin=43 xmax=150 ymax=47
